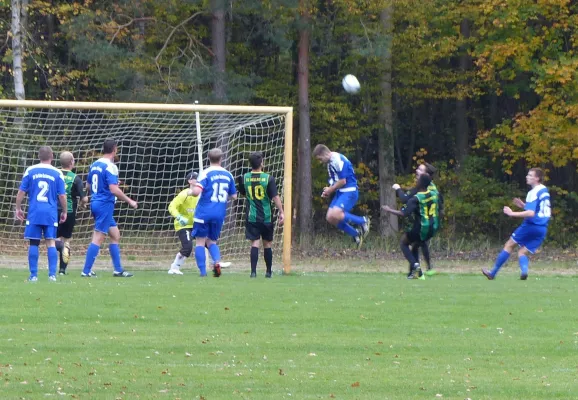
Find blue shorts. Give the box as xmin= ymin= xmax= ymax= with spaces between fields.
xmin=329 ymin=190 xmax=359 ymax=212
xmin=24 ymin=222 xmax=57 ymax=240
xmin=511 ymin=223 xmax=548 ymax=254
xmin=91 ymin=201 xmax=117 ymax=234
xmin=192 ymin=219 xmax=224 ymax=241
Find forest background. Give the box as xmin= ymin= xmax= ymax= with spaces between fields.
xmin=1 ymin=0 xmax=576 ymax=251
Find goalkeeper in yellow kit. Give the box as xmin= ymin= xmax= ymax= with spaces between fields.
xmin=167 ymin=171 xmax=231 ymax=275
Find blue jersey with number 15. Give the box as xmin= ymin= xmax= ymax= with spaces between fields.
xmin=194 ymin=166 xmax=236 ymax=223
xmin=19 ymin=163 xmax=66 ymax=226
xmin=87 ymin=158 xmax=119 ymax=204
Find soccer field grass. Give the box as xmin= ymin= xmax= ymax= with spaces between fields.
xmin=1 ymin=269 xmax=577 ymax=399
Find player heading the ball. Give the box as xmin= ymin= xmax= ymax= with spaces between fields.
xmin=313 ymin=144 xmax=370 ymax=249
xmin=82 ymin=138 xmax=137 ymax=278
xmin=15 ymin=146 xmax=67 ymax=282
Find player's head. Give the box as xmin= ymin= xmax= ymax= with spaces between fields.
xmin=527 ymin=168 xmax=544 ymax=186
xmin=186 ymin=171 xmax=198 ymax=184
xmin=38 ymin=146 xmax=54 ymax=163
xmin=59 ymin=151 xmax=75 ymax=169
xmin=102 ymin=138 xmax=117 ymax=156
xmin=416 ymin=173 xmax=432 ymax=191
xmin=249 ymin=152 xmax=264 ymax=170
xmin=208 ymin=148 xmax=224 ymax=165
xmin=313 ymin=144 xmax=331 ymax=163
xmin=416 ymin=163 xmax=436 ymax=178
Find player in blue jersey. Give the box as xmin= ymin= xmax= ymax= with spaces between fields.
xmin=482 ymin=168 xmax=551 ymax=281
xmin=82 ymin=139 xmax=138 ymax=278
xmin=188 ymin=148 xmax=237 ymax=277
xmin=15 ymin=146 xmax=67 ymax=281
xmin=313 ymin=144 xmax=370 ymax=248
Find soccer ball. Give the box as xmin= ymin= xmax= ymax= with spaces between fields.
xmin=342 ymin=74 xmax=360 ymax=94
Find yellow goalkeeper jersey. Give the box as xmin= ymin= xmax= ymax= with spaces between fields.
xmin=168 ymin=188 xmax=199 ymax=231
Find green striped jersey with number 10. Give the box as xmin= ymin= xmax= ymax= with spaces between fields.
xmin=243 ymin=172 xmax=275 ymax=223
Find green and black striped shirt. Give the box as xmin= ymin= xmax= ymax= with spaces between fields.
xmin=239 ymin=172 xmax=278 ymax=223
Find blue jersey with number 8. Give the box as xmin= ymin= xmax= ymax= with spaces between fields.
xmin=194 ymin=166 xmax=236 ymax=223
xmin=87 ymin=158 xmax=119 ymax=204
xmin=19 ymin=163 xmax=66 ymax=226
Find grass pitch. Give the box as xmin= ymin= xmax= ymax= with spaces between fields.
xmin=1 ymin=268 xmax=577 ymax=399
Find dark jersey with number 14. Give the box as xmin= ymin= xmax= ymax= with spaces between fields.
xmin=239 ymin=172 xmax=278 ymax=223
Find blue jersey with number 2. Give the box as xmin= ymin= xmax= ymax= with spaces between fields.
xmin=194 ymin=166 xmax=236 ymax=223
xmin=87 ymin=158 xmax=119 ymax=204
xmin=19 ymin=164 xmax=66 ymax=226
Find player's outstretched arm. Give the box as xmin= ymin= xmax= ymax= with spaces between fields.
xmin=393 ymin=185 xmax=417 ymax=204
xmin=503 ymin=206 xmax=534 ymax=218
xmin=109 ymin=184 xmax=137 ymax=208
xmin=381 ymin=205 xmax=404 ymax=217
xmin=14 ymin=189 xmax=27 ymax=221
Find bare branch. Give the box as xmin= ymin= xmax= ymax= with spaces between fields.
xmin=109 ymin=15 xmax=156 ymax=45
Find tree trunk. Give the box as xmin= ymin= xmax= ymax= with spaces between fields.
xmin=455 ymin=18 xmax=470 ymax=171
xmin=378 ymin=5 xmax=398 ymax=236
xmin=132 ymin=2 xmax=146 ymax=98
xmin=297 ymin=0 xmax=313 ymax=244
xmin=11 ymin=0 xmax=25 ymax=100
xmin=211 ymin=0 xmax=227 ymax=103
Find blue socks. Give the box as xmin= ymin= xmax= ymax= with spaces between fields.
xmin=28 ymin=245 xmax=39 ymax=277
xmin=195 ymin=246 xmax=207 ymax=276
xmin=490 ymin=250 xmax=511 ymax=277
xmin=519 ymin=255 xmax=529 ymax=276
xmin=47 ymin=246 xmax=58 ymax=276
xmin=344 ymin=212 xmax=365 ymax=226
xmin=109 ymin=243 xmax=122 ymax=273
xmin=208 ymin=244 xmax=221 ymax=264
xmin=83 ymin=243 xmax=100 ymax=275
xmin=337 ymin=220 xmax=358 ymax=238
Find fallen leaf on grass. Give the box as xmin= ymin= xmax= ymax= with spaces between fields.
xmin=351 ymin=382 xmax=360 ymax=387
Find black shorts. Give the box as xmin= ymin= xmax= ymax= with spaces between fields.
xmin=406 ymin=225 xmax=434 ymax=245
xmin=245 ymin=222 xmax=274 ymax=242
xmin=57 ymin=212 xmax=76 ymax=239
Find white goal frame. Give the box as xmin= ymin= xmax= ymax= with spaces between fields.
xmin=0 ymin=100 xmax=293 ymax=273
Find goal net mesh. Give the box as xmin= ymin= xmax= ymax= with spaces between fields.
xmin=0 ymin=104 xmax=288 ymax=271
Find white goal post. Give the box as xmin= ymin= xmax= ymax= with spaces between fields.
xmin=0 ymin=100 xmax=293 ymax=273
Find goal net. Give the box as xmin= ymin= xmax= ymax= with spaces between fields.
xmin=0 ymin=100 xmax=292 ymax=272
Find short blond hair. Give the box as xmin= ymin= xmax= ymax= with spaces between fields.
xmin=313 ymin=144 xmax=330 ymax=157
xmin=59 ymin=151 xmax=74 ymax=168
xmin=208 ymin=148 xmax=224 ymax=164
